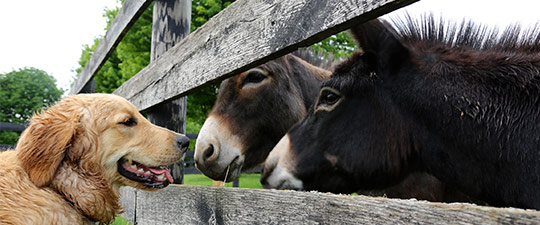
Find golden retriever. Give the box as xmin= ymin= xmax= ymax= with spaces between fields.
xmin=0 ymin=94 xmax=189 ymax=224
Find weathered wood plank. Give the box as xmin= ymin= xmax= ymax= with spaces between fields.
xmin=69 ymin=0 xmax=152 ymax=95
xmin=122 ymin=185 xmax=540 ymax=224
xmin=79 ymin=79 xmax=95 ymax=94
xmin=113 ymin=0 xmax=418 ymax=111
xmin=119 ymin=187 xmax=137 ymax=223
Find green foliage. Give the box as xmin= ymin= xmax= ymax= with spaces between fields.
xmin=310 ymin=31 xmax=357 ymax=62
xmin=115 ymin=7 xmax=152 ymax=87
xmin=0 ymin=131 xmax=19 ymax=146
xmin=112 ymin=216 xmax=131 ymax=225
xmin=76 ymin=3 xmax=151 ymax=93
xmin=186 ymin=85 xmax=219 ymax=133
xmin=185 ymin=0 xmax=234 ymax=133
xmin=74 ymin=1 xmax=230 ymax=132
xmin=0 ymin=67 xmax=63 ymax=144
xmin=192 ymin=0 xmax=234 ymax=31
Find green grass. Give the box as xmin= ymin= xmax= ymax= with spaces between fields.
xmin=112 ymin=216 xmax=131 ymax=225
xmin=183 ymin=173 xmax=263 ymax=189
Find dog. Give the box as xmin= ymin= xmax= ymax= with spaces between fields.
xmin=0 ymin=94 xmax=189 ymax=224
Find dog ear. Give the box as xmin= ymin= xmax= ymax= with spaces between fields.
xmin=16 ymin=103 xmax=80 ymax=187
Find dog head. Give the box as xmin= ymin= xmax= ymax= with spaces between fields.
xmin=15 ymin=93 xmax=189 ymax=222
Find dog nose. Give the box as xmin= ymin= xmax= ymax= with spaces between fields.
xmin=176 ymin=135 xmax=190 ymax=154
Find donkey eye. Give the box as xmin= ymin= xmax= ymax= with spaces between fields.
xmin=321 ymin=92 xmax=340 ymax=105
xmin=316 ymin=87 xmax=343 ymax=111
xmin=242 ymin=69 xmax=267 ymax=86
xmin=119 ymin=118 xmax=137 ymax=127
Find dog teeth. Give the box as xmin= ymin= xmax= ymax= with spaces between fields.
xmin=131 ymin=164 xmax=138 ymax=170
xmin=143 ymin=171 xmax=152 ymax=176
xmin=138 ymin=168 xmax=144 ymax=173
xmin=157 ymin=174 xmax=165 ymax=181
xmin=128 ymin=157 xmax=133 ymax=165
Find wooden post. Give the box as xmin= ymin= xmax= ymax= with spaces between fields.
xmin=80 ymin=79 xmax=95 ymax=93
xmin=146 ymin=0 xmax=191 ymax=184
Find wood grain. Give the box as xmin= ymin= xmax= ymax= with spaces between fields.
xmin=69 ymin=0 xmax=152 ymax=95
xmin=121 ymin=185 xmax=540 ymax=224
xmin=113 ymin=0 xmax=418 ymax=111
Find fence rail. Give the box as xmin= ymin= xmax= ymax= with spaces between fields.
xmin=119 ymin=185 xmax=540 ymax=225
xmin=112 ymin=0 xmax=417 ymax=111
xmin=0 ymin=144 xmax=13 ymax=151
xmin=70 ymin=0 xmax=153 ymax=94
xmin=0 ymin=122 xmax=26 ymax=132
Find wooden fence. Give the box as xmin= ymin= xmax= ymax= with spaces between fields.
xmin=0 ymin=123 xmax=25 ymax=151
xmin=66 ymin=0 xmax=540 ymax=224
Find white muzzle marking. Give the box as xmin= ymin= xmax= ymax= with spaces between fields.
xmin=263 ymin=134 xmax=303 ymax=190
xmin=195 ymin=116 xmax=244 ymax=179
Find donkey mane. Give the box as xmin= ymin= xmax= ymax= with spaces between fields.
xmin=331 ymin=14 xmax=540 ymax=92
xmin=390 ymin=13 xmax=540 ymax=52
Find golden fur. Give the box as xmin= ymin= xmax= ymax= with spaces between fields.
xmin=0 ymin=94 xmax=185 ymax=224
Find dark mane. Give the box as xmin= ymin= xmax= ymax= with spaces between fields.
xmin=388 ymin=13 xmax=540 ymax=53
xmin=329 ymin=14 xmax=540 ymax=93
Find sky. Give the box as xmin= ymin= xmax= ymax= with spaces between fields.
xmin=0 ymin=0 xmax=119 ymax=91
xmin=0 ymin=0 xmax=539 ymax=92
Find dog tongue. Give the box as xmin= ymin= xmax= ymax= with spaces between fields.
xmin=149 ymin=167 xmax=174 ymax=183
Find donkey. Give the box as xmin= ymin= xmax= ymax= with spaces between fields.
xmin=195 ymin=49 xmax=474 ymax=202
xmin=261 ymin=16 xmax=540 ymax=209
xmin=194 ymin=51 xmax=332 ymax=182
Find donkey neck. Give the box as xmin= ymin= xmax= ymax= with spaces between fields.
xmin=395 ymin=49 xmax=540 ymax=209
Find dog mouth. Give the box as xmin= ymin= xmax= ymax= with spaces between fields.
xmin=117 ymin=158 xmax=174 ymax=189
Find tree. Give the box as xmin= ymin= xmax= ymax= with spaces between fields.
xmin=75 ymin=3 xmax=150 ymax=93
xmin=311 ymin=32 xmax=357 ymax=62
xmin=192 ymin=0 xmax=234 ymax=31
xmin=0 ymin=67 xmax=63 ymax=144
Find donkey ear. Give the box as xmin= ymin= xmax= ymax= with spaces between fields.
xmin=350 ymin=18 xmax=409 ymax=71
xmin=16 ymin=104 xmax=79 ymax=187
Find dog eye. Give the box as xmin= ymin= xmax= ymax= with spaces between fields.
xmin=119 ymin=118 xmax=137 ymax=127
xmin=241 ymin=68 xmax=267 ymax=86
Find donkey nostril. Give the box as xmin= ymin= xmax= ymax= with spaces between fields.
xmin=203 ymin=144 xmax=216 ymax=162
